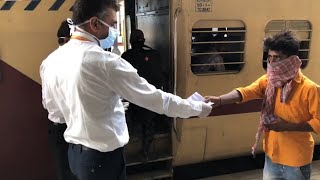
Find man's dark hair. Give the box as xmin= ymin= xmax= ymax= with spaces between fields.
xmin=72 ymin=0 xmax=120 ymax=24
xmin=57 ymin=20 xmax=71 ymax=38
xmin=57 ymin=20 xmax=71 ymax=45
xmin=264 ymin=31 xmax=300 ymax=56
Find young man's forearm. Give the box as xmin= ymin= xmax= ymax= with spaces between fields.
xmin=220 ymin=90 xmax=243 ymax=105
xmin=288 ymin=122 xmax=314 ymax=132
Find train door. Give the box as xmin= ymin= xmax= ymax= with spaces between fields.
xmin=123 ymin=0 xmax=174 ymax=179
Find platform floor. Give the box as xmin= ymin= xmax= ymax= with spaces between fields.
xmin=199 ymin=160 xmax=320 ymax=180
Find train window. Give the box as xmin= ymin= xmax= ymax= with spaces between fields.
xmin=191 ymin=20 xmax=246 ymax=75
xmin=263 ymin=20 xmax=311 ymax=69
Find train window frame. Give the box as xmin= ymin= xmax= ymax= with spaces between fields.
xmin=263 ymin=20 xmax=312 ymax=69
xmin=190 ymin=20 xmax=246 ymax=75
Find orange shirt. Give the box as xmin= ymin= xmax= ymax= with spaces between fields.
xmin=236 ymin=71 xmax=320 ymax=167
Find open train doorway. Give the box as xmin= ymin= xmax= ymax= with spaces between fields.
xmin=122 ymin=0 xmax=173 ymax=179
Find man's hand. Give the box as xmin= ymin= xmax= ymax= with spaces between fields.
xmin=204 ymin=90 xmax=242 ymax=108
xmin=265 ymin=117 xmax=292 ymax=132
xmin=205 ymin=96 xmax=221 ymax=108
xmin=265 ymin=116 xmax=313 ymax=132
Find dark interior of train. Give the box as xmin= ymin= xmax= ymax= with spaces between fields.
xmin=123 ymin=0 xmax=174 ymax=179
xmin=191 ymin=27 xmax=245 ymax=74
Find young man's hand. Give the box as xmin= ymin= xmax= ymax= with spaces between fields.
xmin=265 ymin=117 xmax=292 ymax=132
xmin=265 ymin=116 xmax=313 ymax=132
xmin=204 ymin=96 xmax=221 ymax=108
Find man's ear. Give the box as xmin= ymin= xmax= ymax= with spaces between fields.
xmin=89 ymin=17 xmax=100 ymax=32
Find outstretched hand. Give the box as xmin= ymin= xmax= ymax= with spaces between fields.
xmin=204 ymin=96 xmax=222 ymax=108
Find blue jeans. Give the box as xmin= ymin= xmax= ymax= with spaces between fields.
xmin=263 ymin=155 xmax=311 ymax=180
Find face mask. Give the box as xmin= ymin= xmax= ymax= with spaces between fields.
xmin=67 ymin=18 xmax=118 ymax=49
xmin=98 ymin=19 xmax=119 ymax=49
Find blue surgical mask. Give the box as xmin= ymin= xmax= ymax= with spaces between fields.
xmin=67 ymin=18 xmax=118 ymax=49
xmin=98 ymin=19 xmax=119 ymax=49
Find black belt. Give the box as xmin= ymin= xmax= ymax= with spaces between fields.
xmin=70 ymin=143 xmax=95 ymax=151
xmin=49 ymin=121 xmax=65 ymax=126
xmin=70 ymin=143 xmax=123 ymax=154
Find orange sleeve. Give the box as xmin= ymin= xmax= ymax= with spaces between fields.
xmin=307 ymin=85 xmax=320 ymax=134
xmin=236 ymin=74 xmax=267 ymax=103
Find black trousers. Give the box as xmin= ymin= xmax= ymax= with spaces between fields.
xmin=48 ymin=121 xmax=76 ymax=180
xmin=68 ymin=143 xmax=126 ymax=180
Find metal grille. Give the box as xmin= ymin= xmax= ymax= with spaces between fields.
xmin=191 ymin=25 xmax=246 ymax=75
xmin=263 ymin=20 xmax=312 ymax=69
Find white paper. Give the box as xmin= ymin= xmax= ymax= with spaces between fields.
xmin=187 ymin=92 xmax=205 ymax=102
xmin=187 ymin=92 xmax=214 ymax=106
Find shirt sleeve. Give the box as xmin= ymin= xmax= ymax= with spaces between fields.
xmin=40 ymin=64 xmax=65 ymax=124
xmin=236 ymin=75 xmax=267 ymax=103
xmin=107 ymin=58 xmax=205 ymax=118
xmin=307 ymin=85 xmax=320 ymax=134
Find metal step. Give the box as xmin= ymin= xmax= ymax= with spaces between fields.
xmin=128 ymin=169 xmax=173 ymax=180
xmin=126 ymin=133 xmax=172 ymax=166
xmin=126 ymin=150 xmax=173 ymax=166
xmin=125 ymin=129 xmax=173 ymax=179
xmin=128 ymin=133 xmax=170 ymax=143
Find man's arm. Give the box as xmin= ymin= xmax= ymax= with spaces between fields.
xmin=266 ymin=85 xmax=320 ymax=133
xmin=107 ymin=58 xmax=212 ymax=118
xmin=40 ymin=65 xmax=65 ymax=123
xmin=265 ymin=118 xmax=314 ymax=132
xmin=205 ymin=90 xmax=242 ymax=108
xmin=205 ymin=75 xmax=267 ymax=108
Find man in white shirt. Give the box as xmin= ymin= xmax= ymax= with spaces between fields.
xmin=40 ymin=0 xmax=212 ymax=179
xmin=46 ymin=20 xmax=76 ymax=180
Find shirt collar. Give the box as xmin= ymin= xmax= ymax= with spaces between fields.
xmin=293 ymin=69 xmax=303 ymax=83
xmin=72 ymin=30 xmax=100 ymax=46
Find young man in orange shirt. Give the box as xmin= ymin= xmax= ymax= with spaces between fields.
xmin=205 ymin=31 xmax=320 ymax=180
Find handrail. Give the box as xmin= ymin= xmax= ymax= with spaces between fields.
xmin=191 ymin=40 xmax=245 ymax=44
xmin=173 ymin=6 xmax=182 ymax=142
xmin=191 ymin=62 xmax=245 ymax=66
xmin=191 ymin=51 xmax=244 ymax=56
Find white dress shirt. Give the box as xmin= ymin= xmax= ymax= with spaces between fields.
xmin=41 ymin=46 xmax=66 ymax=124
xmin=40 ymin=30 xmax=211 ymax=152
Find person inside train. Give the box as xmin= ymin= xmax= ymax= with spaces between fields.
xmin=205 ymin=31 xmax=320 ymax=180
xmin=191 ymin=29 xmax=225 ymax=74
xmin=45 ymin=20 xmax=76 ymax=180
xmin=40 ymin=0 xmax=212 ymax=180
xmin=121 ymin=29 xmax=165 ymax=159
